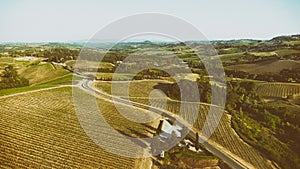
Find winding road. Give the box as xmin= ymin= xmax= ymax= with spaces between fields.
xmin=77 ymin=78 xmax=255 ymax=169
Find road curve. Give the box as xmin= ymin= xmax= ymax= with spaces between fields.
xmin=78 ymin=78 xmax=253 ymax=169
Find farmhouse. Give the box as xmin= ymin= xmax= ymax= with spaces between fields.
xmin=159 ymin=118 xmax=182 ymax=139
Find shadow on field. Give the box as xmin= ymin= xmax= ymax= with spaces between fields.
xmin=115 ymin=129 xmax=150 ymax=148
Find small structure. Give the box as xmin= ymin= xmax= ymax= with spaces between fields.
xmin=154 ymin=118 xmax=204 ymax=157
xmin=180 ymin=139 xmax=203 ymax=153
xmin=160 ymin=151 xmax=165 ymax=158
xmin=116 ymin=61 xmax=123 ymax=65
xmin=159 ymin=119 xmax=182 ymax=139
xmin=188 ymin=145 xmax=203 ymax=153
xmin=15 ymin=56 xmax=38 ymax=61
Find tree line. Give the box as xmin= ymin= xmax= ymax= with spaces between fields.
xmin=0 ymin=65 xmax=29 ymax=89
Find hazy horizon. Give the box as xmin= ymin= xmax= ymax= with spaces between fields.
xmin=0 ymin=0 xmax=299 ymax=42
xmin=1 ymin=33 xmax=300 ymax=44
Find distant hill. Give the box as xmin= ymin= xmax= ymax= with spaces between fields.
xmin=269 ymin=34 xmax=300 ymax=42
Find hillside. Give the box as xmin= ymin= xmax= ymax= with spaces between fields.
xmin=95 ymin=81 xmax=274 ymax=169
xmin=228 ymin=60 xmax=300 ymax=74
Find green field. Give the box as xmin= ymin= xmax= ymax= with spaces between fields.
xmin=0 ymin=74 xmax=73 ymax=96
xmin=19 ymin=63 xmax=69 ymax=85
xmin=283 ymin=41 xmax=300 ymax=45
xmin=219 ymin=53 xmax=243 ymax=62
xmin=275 ymin=49 xmax=300 ymax=56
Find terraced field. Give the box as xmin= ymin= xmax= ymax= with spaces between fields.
xmin=0 ymin=87 xmax=154 ymax=168
xmin=257 ymin=83 xmax=300 ymax=98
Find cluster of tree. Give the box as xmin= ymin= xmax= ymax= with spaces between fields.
xmin=0 ymin=65 xmax=29 ymax=89
xmin=226 ymin=68 xmax=300 ymax=82
xmin=95 ymin=76 xmax=112 ymax=81
xmin=226 ymin=81 xmax=300 ymax=169
xmin=133 ymin=69 xmax=170 ymax=80
xmin=79 ymin=49 xmax=129 ymax=64
xmin=43 ymin=48 xmax=79 ymax=63
xmin=101 ymin=51 xmax=129 ymax=64
xmin=75 ymin=67 xmax=115 ymax=73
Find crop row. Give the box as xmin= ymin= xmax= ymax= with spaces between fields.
xmin=140 ymin=98 xmax=272 ymax=169
xmin=257 ymin=83 xmax=300 ymax=98
xmin=0 ymin=88 xmax=153 ymax=168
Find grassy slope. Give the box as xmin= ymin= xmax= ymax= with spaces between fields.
xmin=250 ymin=51 xmax=276 ymax=57
xmin=0 ymin=74 xmax=73 ymax=96
xmin=219 ymin=53 xmax=243 ymax=62
xmin=0 ymin=57 xmax=14 ymax=63
xmin=19 ymin=62 xmax=69 ymax=85
xmin=0 ymin=59 xmax=75 ymax=96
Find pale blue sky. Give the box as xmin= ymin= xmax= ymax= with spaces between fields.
xmin=0 ymin=0 xmax=299 ymax=42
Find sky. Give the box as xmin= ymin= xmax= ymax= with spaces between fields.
xmin=0 ymin=0 xmax=299 ymax=42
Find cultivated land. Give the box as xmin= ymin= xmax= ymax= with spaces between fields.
xmin=257 ymin=82 xmax=300 ymax=98
xmin=0 ymin=87 xmax=154 ymax=168
xmin=1 ymin=34 xmax=300 ymax=168
xmin=95 ymin=81 xmax=273 ymax=169
xmin=228 ymin=59 xmax=300 ymax=74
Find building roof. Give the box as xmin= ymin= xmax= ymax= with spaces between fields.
xmin=160 ymin=119 xmax=182 ymax=139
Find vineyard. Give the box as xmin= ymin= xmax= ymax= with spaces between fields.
xmin=0 ymin=87 xmax=154 ymax=168
xmin=257 ymin=83 xmax=300 ymax=98
xmin=95 ymin=80 xmax=171 ymax=97
xmin=95 ymin=81 xmax=273 ymax=169
xmin=129 ymin=97 xmax=273 ymax=169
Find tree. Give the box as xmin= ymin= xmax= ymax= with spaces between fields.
xmin=2 ymin=65 xmax=18 ymax=79
xmin=195 ymin=132 xmax=200 ymax=151
xmin=156 ymin=120 xmax=164 ymax=135
xmin=0 ymin=65 xmax=29 ymax=89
